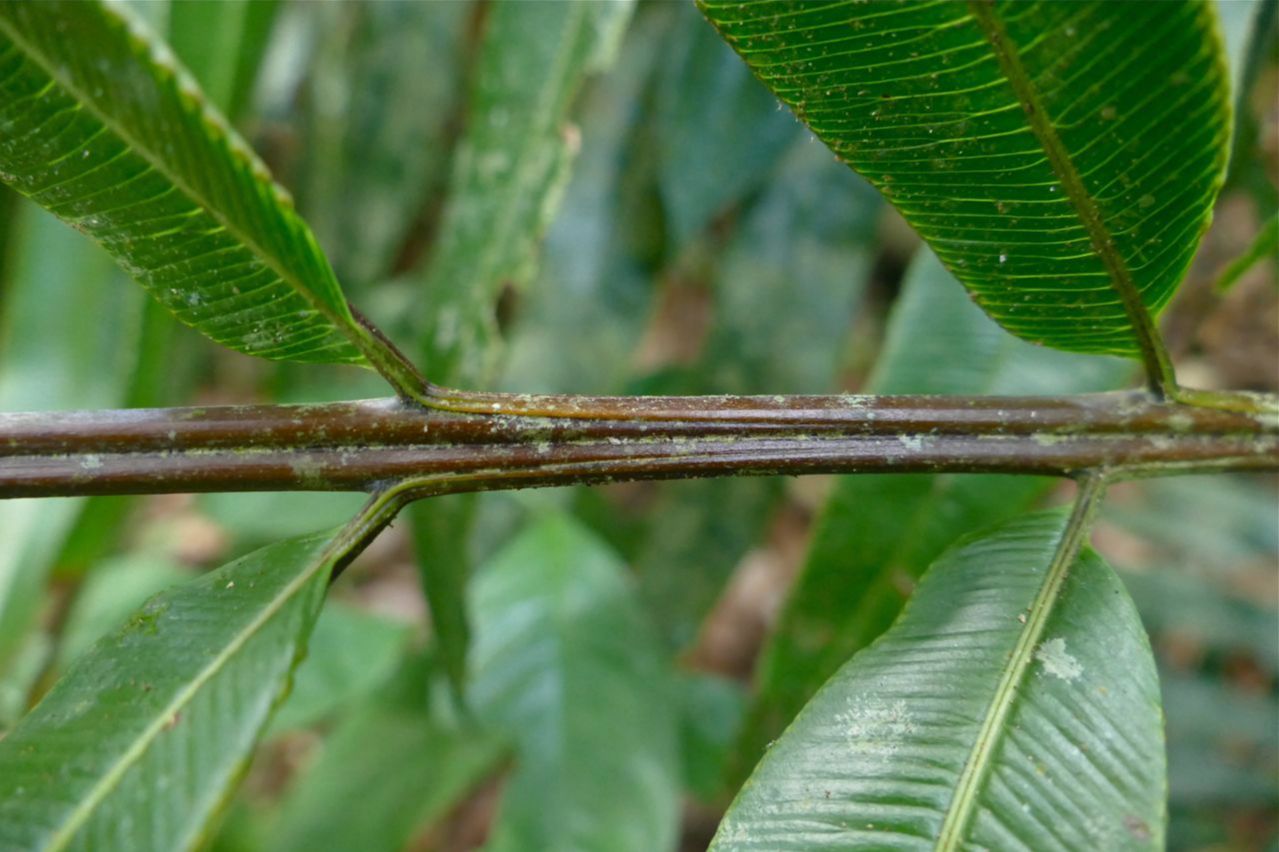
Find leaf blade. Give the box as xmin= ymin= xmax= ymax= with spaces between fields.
xmin=699 ymin=0 xmax=1231 ymax=370
xmin=0 ymin=520 xmax=366 ymax=850
xmin=714 ymin=507 xmax=1166 ymax=850
xmin=0 ymin=1 xmax=419 ymax=393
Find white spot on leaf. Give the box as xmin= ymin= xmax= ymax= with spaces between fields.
xmin=1036 ymin=637 xmax=1083 ymax=681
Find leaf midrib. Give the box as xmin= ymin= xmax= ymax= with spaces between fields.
xmin=964 ymin=1 xmax=1176 ymax=395
xmin=933 ymin=475 xmax=1106 ymax=849
xmin=45 ymin=534 xmax=340 ymax=849
xmin=41 ymin=483 xmax=411 ymax=848
xmin=0 ymin=7 xmax=367 ymax=361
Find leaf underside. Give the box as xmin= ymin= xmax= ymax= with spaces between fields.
xmin=700 ymin=0 xmax=1231 ymax=357
xmin=0 ymin=530 xmax=342 ymax=852
xmin=713 ymin=511 xmax=1165 ymax=851
xmin=0 ymin=1 xmax=372 ymax=365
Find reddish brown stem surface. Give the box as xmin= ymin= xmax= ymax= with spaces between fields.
xmin=1 ymin=392 xmax=1275 ymax=499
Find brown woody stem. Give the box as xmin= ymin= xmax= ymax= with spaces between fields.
xmin=1 ymin=392 xmax=1275 ymax=499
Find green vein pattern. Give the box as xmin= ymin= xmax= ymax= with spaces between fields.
xmin=712 ymin=511 xmax=1165 ymax=851
xmin=0 ymin=530 xmax=338 ymax=851
xmin=0 ymin=2 xmax=370 ymax=365
xmin=700 ymin=0 xmax=1231 ymax=357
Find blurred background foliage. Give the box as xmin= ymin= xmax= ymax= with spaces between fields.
xmin=0 ymin=1 xmax=1274 ymax=849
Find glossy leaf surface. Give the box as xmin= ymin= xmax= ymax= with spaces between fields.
xmin=699 ymin=0 xmax=1232 ymax=358
xmin=0 ymin=528 xmax=350 ymax=851
xmin=0 ymin=1 xmax=416 ymax=389
xmin=54 ymin=554 xmax=189 ymax=673
xmin=715 ymin=511 xmax=1165 ymax=850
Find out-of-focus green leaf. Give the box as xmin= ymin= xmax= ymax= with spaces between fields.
xmin=1106 ymin=474 xmax=1278 ymax=568
xmin=1103 ymin=471 xmax=1278 ymax=830
xmin=1223 ymin=0 xmax=1278 ymax=210
xmin=654 ymin=2 xmax=798 ymax=250
xmin=0 ymin=208 xmax=143 ymax=410
xmin=268 ymin=603 xmax=410 ymax=734
xmin=501 ymin=1 xmax=667 ymax=395
xmin=200 ymin=491 xmax=367 ymax=547
xmin=1216 ymin=0 xmax=1262 ymax=91
xmin=700 ymin=142 xmax=880 ymax=394
xmin=0 ymin=632 xmax=48 ymax=738
xmin=0 ymin=525 xmax=357 ymax=851
xmin=168 ymin=0 xmax=278 ymax=120
xmin=470 ymin=514 xmax=680 ymax=852
xmin=270 ymin=703 xmax=506 ymax=852
xmin=0 ymin=207 xmax=145 ymax=704
xmin=416 ymin=0 xmax=633 ymax=388
xmin=634 ymin=140 xmax=881 ymax=648
xmin=1214 ymin=214 xmax=1278 ymax=293
xmin=0 ymin=1 xmax=419 ymax=392
xmin=679 ymin=673 xmax=747 ymax=803
xmin=1161 ymin=672 xmax=1278 ymax=807
xmin=411 ymin=492 xmax=476 ymax=706
xmin=733 ymin=248 xmax=1131 ymax=785
xmin=635 ymin=476 xmax=781 ymax=651
xmin=1123 ymin=568 xmax=1278 ymax=672
xmin=299 ymin=1 xmax=467 ymax=290
xmin=715 ymin=510 xmax=1165 ymax=850
xmin=700 ymin=0 xmax=1231 ymax=359
xmin=55 ymin=554 xmax=190 ymax=672
xmin=120 ymin=0 xmax=168 ymax=33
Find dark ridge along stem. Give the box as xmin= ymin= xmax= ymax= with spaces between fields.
xmin=1 ymin=392 xmax=1275 ymax=499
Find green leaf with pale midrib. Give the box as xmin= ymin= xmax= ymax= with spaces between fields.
xmin=699 ymin=0 xmax=1230 ymax=366
xmin=0 ymin=527 xmax=350 ymax=851
xmin=713 ymin=509 xmax=1165 ymax=850
xmin=0 ymin=1 xmax=417 ymax=393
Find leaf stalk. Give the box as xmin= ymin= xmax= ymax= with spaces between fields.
xmin=1 ymin=392 xmax=1274 ymax=499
